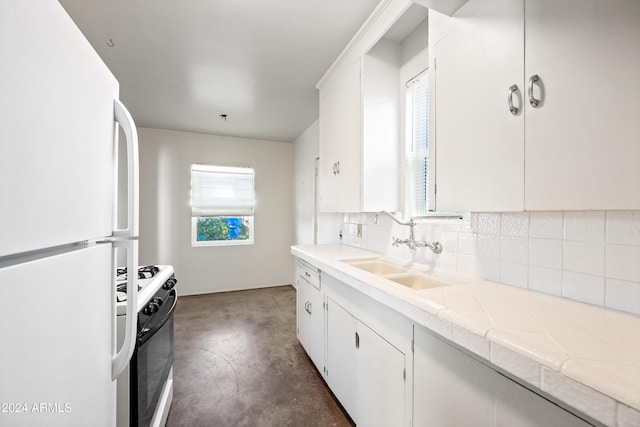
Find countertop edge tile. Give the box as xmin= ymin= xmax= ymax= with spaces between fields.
xmin=561 ymin=358 xmax=640 ymax=412
xmin=486 ymin=329 xmax=567 ymax=372
xmin=421 ymin=310 xmax=454 ymax=341
xmin=452 ymin=325 xmax=491 ymax=360
xmin=617 ymin=403 xmax=640 ymax=427
xmin=490 ymin=342 xmax=542 ymax=388
xmin=542 ymin=367 xmax=617 ymax=426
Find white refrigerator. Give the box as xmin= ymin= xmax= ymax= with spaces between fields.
xmin=0 ymin=2 xmax=139 ymax=426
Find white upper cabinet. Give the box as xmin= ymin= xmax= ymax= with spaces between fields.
xmin=318 ymin=56 xmax=363 ymax=213
xmin=317 ymin=0 xmax=434 ymax=214
xmin=318 ymin=47 xmax=402 ymax=214
xmin=433 ymin=0 xmax=640 ymax=212
xmin=524 ymin=0 xmax=640 ymax=210
xmin=434 ymin=0 xmax=525 ymax=212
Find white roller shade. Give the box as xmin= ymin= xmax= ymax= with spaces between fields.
xmin=191 ymin=164 xmax=255 ymax=216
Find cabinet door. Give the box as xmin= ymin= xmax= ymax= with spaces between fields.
xmin=356 ymin=322 xmax=406 ymax=427
xmin=296 ymin=278 xmax=311 ymax=355
xmin=307 ymin=282 xmax=325 ymax=372
xmin=326 ymin=298 xmax=358 ymax=419
xmin=434 ymin=0 xmax=524 ymax=212
xmin=414 ymin=326 xmax=495 ymax=426
xmin=318 ymin=56 xmax=362 ymax=213
xmin=318 ymin=81 xmax=340 ymax=212
xmin=524 ymin=0 xmax=640 ymax=210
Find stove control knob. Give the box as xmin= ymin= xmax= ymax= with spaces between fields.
xmin=152 ymin=297 xmax=163 ymax=307
xmin=142 ymin=302 xmax=160 ymax=315
xmin=162 ymin=277 xmax=177 ymax=290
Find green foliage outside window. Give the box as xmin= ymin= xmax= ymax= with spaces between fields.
xmin=196 ymin=216 xmax=250 ymax=242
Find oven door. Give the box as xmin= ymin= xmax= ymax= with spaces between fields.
xmin=131 ymin=288 xmax=176 ymax=427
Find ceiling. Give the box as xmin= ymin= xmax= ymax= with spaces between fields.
xmin=59 ymin=0 xmax=381 ymax=142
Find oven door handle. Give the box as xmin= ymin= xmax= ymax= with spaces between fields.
xmin=138 ymin=289 xmax=177 ymax=346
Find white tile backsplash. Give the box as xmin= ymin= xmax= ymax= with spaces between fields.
xmin=477 ymin=212 xmax=501 ymax=235
xmin=606 ymin=244 xmax=640 ymax=282
xmin=606 ymin=211 xmax=640 ymax=245
xmin=342 ymin=210 xmax=640 ymax=315
xmin=564 ymin=211 xmax=606 ymax=243
xmin=500 ymin=236 xmax=529 ymax=264
xmin=457 ymin=232 xmax=477 ymax=255
xmin=563 ymin=241 xmax=605 ymax=276
xmin=529 ymin=238 xmax=563 ymax=269
xmin=477 ymin=257 xmax=501 ymax=282
xmin=500 ymin=261 xmax=529 ymax=288
xmin=529 ymin=211 xmax=564 ymax=239
xmin=529 ymin=266 xmax=563 ymax=296
xmin=605 ymin=278 xmax=640 ymax=314
xmin=501 ymin=212 xmax=530 ymax=237
xmin=477 ymin=229 xmax=500 ymax=252
xmin=562 ymin=271 xmax=605 ymax=306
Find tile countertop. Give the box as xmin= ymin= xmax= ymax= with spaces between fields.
xmin=291 ymin=244 xmax=640 ymax=427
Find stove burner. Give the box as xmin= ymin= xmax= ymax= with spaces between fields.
xmin=138 ymin=265 xmax=160 ymax=279
xmin=117 ymin=282 xmax=142 ymax=293
xmin=117 ymin=265 xmax=160 ymax=281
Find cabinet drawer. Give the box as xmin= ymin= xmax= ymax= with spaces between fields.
xmin=297 ymin=260 xmax=320 ymax=290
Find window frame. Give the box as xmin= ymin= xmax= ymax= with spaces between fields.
xmin=190 ymin=164 xmax=255 ymax=247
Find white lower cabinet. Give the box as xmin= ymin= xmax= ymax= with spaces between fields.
xmin=326 ymin=297 xmax=406 ymax=426
xmin=296 ymin=262 xmax=324 ymax=372
xmin=356 ymin=319 xmax=406 ymax=427
xmin=414 ymin=325 xmax=591 ymax=427
xmin=325 ymin=298 xmax=358 ymax=415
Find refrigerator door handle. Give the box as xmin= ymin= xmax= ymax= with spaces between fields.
xmin=112 ymin=239 xmax=138 ymax=380
xmin=113 ymin=99 xmax=139 ymax=238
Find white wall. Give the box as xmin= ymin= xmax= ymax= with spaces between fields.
xmin=138 ymin=127 xmax=295 ymax=295
xmin=341 ymin=211 xmax=640 ymax=316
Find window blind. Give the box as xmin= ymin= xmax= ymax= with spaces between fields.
xmin=405 ymin=70 xmax=429 ymax=216
xmin=190 ymin=164 xmax=255 ymax=217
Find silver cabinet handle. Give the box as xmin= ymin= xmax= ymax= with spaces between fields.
xmin=508 ymin=84 xmax=519 ymax=116
xmin=355 ymin=331 xmax=360 ymax=349
xmin=528 ymin=74 xmax=541 ymax=108
xmin=305 ymin=301 xmax=312 ymax=315
xmin=332 ymin=161 xmax=341 ymax=175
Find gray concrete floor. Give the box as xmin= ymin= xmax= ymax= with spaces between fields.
xmin=166 ymin=285 xmax=353 ymax=427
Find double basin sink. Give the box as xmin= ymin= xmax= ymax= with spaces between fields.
xmin=341 ymin=258 xmax=447 ymax=290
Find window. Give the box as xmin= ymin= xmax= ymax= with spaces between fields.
xmin=190 ymin=164 xmax=255 ymax=246
xmin=405 ymin=70 xmax=429 ymax=216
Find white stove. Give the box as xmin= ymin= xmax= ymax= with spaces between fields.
xmin=116 ymin=264 xmax=175 ymax=315
xmin=116 ymin=264 xmax=176 ymax=427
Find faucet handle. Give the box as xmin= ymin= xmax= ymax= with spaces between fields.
xmin=391 ymin=237 xmax=400 ymax=247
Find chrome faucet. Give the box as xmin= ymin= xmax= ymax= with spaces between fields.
xmin=375 ymin=211 xmax=443 ymax=254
